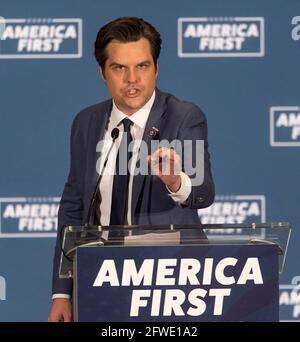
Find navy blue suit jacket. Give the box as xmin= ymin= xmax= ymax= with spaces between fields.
xmin=52 ymin=89 xmax=215 ymax=295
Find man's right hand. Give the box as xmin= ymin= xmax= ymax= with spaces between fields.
xmin=48 ymin=298 xmax=72 ymax=322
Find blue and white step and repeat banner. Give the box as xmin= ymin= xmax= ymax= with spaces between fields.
xmin=0 ymin=0 xmax=299 ymax=321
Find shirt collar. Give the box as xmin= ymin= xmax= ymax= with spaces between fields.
xmin=111 ymin=90 xmax=156 ymax=129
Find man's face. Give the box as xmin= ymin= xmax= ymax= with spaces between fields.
xmin=101 ymin=38 xmax=158 ymax=116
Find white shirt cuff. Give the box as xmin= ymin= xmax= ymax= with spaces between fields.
xmin=52 ymin=294 xmax=71 ymax=300
xmin=167 ymin=171 xmax=192 ymax=204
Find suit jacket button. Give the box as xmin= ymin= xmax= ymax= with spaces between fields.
xmin=195 ymin=197 xmax=205 ymax=204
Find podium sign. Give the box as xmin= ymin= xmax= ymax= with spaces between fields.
xmin=74 ymin=244 xmax=278 ymax=322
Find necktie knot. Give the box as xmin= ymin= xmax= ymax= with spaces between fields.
xmin=122 ymin=118 xmax=133 ymax=133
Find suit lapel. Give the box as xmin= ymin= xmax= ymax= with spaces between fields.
xmin=131 ymin=90 xmax=167 ymax=219
xmin=85 ymin=101 xmax=112 ymax=197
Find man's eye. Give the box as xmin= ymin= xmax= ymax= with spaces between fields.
xmin=137 ymin=64 xmax=148 ymax=69
xmin=114 ymin=65 xmax=125 ymax=70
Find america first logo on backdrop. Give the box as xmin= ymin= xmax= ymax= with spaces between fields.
xmin=0 ymin=276 xmax=6 ymax=301
xmin=199 ymin=195 xmax=266 ymax=239
xmin=198 ymin=195 xmax=266 ymax=226
xmin=270 ymin=106 xmax=300 ymax=147
xmin=279 ymin=280 xmax=300 ymax=322
xmin=178 ymin=17 xmax=264 ymax=57
xmin=0 ymin=18 xmax=82 ymax=58
xmin=0 ymin=197 xmax=59 ymax=237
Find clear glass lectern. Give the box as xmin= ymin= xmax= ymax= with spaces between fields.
xmin=59 ymin=222 xmax=290 ymax=278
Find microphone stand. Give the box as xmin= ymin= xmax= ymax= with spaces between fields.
xmin=84 ymin=128 xmax=119 ymax=227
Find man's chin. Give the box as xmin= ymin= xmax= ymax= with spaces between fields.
xmin=123 ymin=99 xmax=146 ymax=113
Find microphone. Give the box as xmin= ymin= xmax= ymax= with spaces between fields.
xmin=84 ymin=128 xmax=119 ymax=226
xmin=111 ymin=128 xmax=120 ymax=142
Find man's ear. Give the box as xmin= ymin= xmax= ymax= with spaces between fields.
xmin=99 ymin=67 xmax=106 ymax=81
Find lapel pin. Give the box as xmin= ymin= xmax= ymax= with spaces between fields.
xmin=148 ymin=127 xmax=159 ymax=139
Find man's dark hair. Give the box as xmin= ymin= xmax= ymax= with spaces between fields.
xmin=94 ymin=16 xmax=161 ymax=70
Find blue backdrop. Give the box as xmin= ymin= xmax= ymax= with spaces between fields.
xmin=0 ymin=0 xmax=299 ymax=321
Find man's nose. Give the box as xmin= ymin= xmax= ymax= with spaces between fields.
xmin=124 ymin=68 xmax=140 ymax=83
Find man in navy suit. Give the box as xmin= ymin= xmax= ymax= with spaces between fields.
xmin=48 ymin=16 xmax=214 ymax=321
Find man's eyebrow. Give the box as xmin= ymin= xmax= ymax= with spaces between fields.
xmin=108 ymin=60 xmax=152 ymax=67
xmin=137 ymin=60 xmax=152 ymax=65
xmin=108 ymin=62 xmax=126 ymax=67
